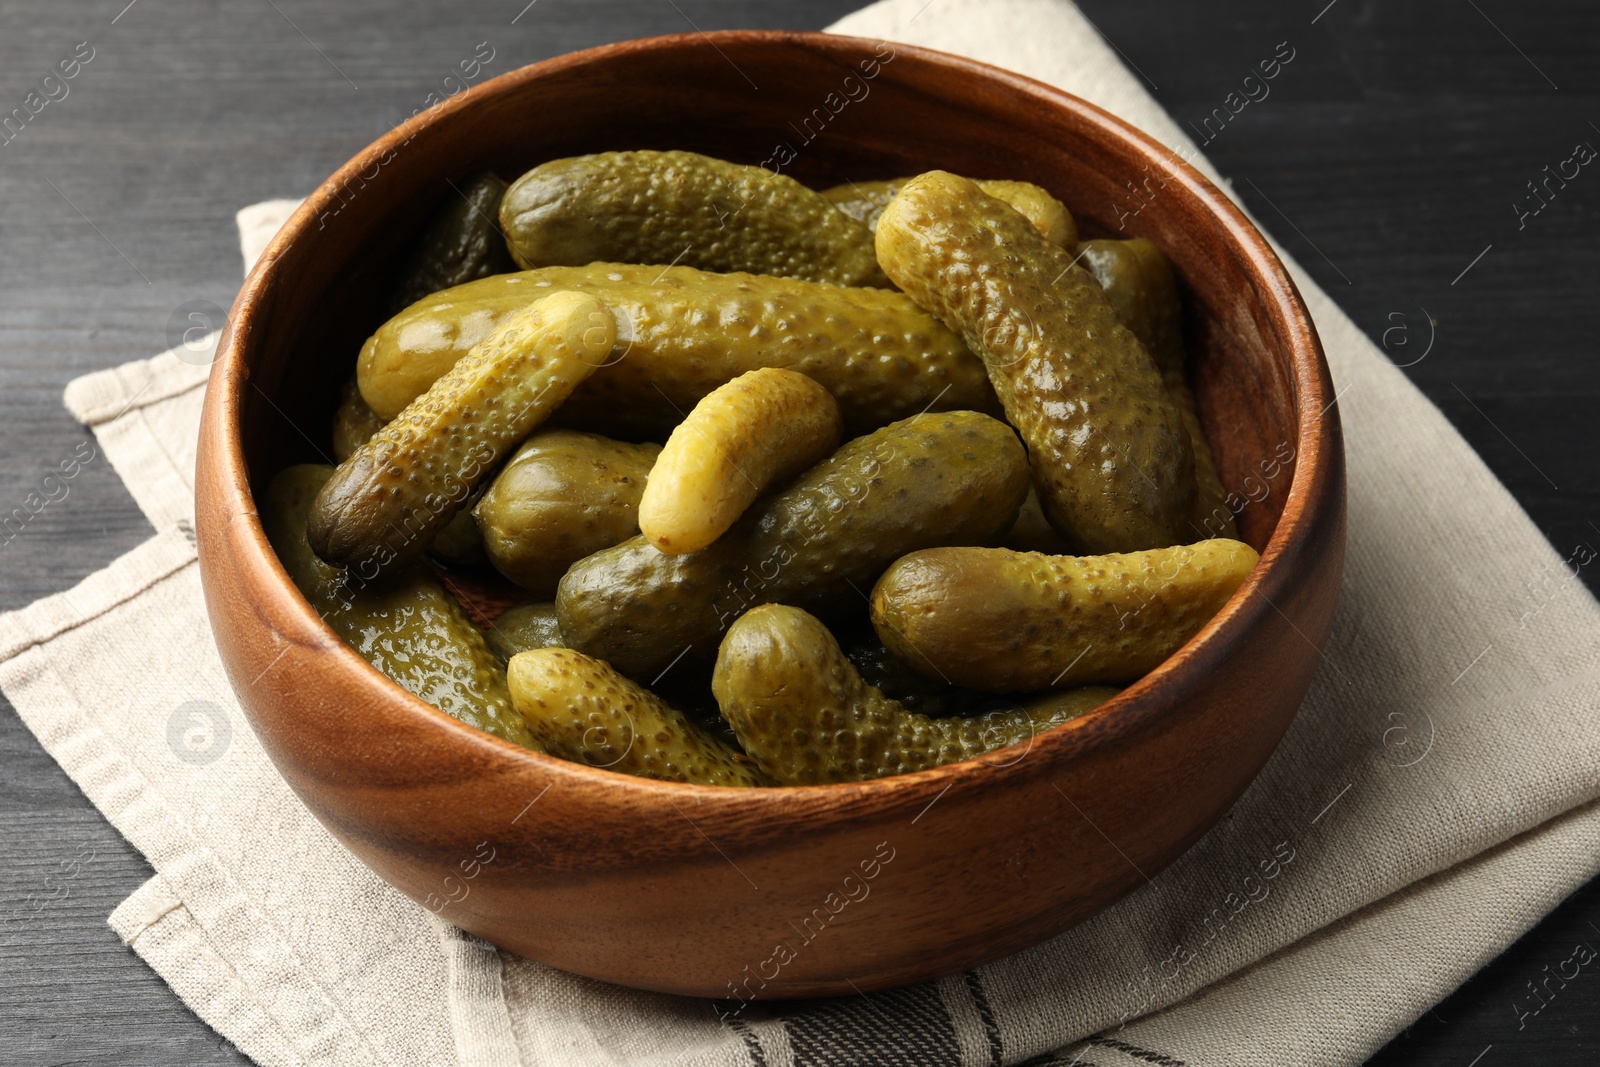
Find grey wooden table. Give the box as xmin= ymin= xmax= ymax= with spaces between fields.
xmin=1 ymin=1 xmax=1595 ymax=1064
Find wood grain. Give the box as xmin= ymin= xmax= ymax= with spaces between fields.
xmin=0 ymin=0 xmax=1594 ymax=1062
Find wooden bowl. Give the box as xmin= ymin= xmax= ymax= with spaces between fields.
xmin=196 ymin=31 xmax=1344 ymax=998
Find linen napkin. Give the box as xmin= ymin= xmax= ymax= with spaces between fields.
xmin=5 ymin=1 xmax=1598 ymax=1064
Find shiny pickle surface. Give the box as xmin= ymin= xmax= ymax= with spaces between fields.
xmin=507 ymin=648 xmax=769 ymax=786
xmin=556 ymin=411 xmax=1031 ymax=679
xmin=389 ymin=171 xmax=517 ymax=314
xmin=870 ymin=540 xmax=1260 ymax=693
xmin=823 ymin=177 xmax=1077 ymax=246
xmin=483 ymin=601 xmax=564 ymax=662
xmin=876 ymin=171 xmax=1196 ymax=553
xmin=475 ymin=429 xmax=661 ymax=597
xmin=712 ymin=604 xmax=1118 ymax=784
xmin=309 ymin=290 xmax=614 ymax=573
xmin=638 ymin=367 xmax=843 ymax=555
xmin=356 ymin=263 xmax=997 ymax=435
xmin=1078 ymin=238 xmax=1236 ymax=540
xmin=261 ymin=464 xmax=539 ymax=750
xmin=501 ymin=150 xmax=889 ymax=287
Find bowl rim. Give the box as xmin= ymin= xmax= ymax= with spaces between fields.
xmin=204 ymin=29 xmax=1337 ymax=817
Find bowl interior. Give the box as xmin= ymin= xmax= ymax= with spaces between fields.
xmin=241 ymin=34 xmax=1298 ymax=556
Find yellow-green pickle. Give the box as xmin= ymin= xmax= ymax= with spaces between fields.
xmin=823 ymin=177 xmax=1078 ymax=246
xmin=556 ymin=411 xmax=1031 ymax=678
xmin=712 ymin=605 xmax=1119 ymax=784
xmin=638 ymin=367 xmax=843 ymax=555
xmin=388 ymin=170 xmax=518 ymax=314
xmin=507 ymin=648 xmax=769 ymax=786
xmin=876 ymin=171 xmax=1196 ymax=553
xmin=871 ymin=540 xmax=1260 ymax=692
xmin=356 ymin=263 xmax=998 ymax=435
xmin=261 ymin=464 xmax=539 ymax=750
xmin=1077 ymin=237 xmax=1236 ymax=540
xmin=475 ymin=430 xmax=661 ymax=597
xmin=483 ymin=602 xmax=565 ymax=662
xmin=310 ymin=290 xmax=614 ymax=572
xmin=501 ymin=149 xmax=889 ymax=287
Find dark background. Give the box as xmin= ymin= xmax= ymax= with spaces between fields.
xmin=0 ymin=0 xmax=1595 ymax=1063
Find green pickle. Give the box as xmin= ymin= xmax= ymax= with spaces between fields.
xmin=501 ymin=150 xmax=888 ymax=287
xmin=870 ymin=541 xmax=1260 ymax=692
xmin=1077 ymin=238 xmax=1236 ymax=540
xmin=483 ymin=601 xmax=565 ymax=662
xmin=876 ymin=171 xmax=1196 ymax=553
xmin=261 ymin=464 xmax=539 ymax=750
xmin=556 ymin=411 xmax=1031 ymax=679
xmin=355 ymin=263 xmax=998 ymax=436
xmin=507 ymin=648 xmax=769 ymax=786
xmin=389 ymin=171 xmax=517 ymax=314
xmin=475 ymin=430 xmax=661 ymax=597
xmin=309 ymin=290 xmax=613 ymax=572
xmin=712 ymin=604 xmax=1118 ymax=784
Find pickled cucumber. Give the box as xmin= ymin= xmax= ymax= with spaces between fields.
xmin=389 ymin=171 xmax=517 ymax=314
xmin=330 ymin=380 xmax=490 ymax=565
xmin=639 ymin=367 xmax=842 ymax=555
xmin=261 ymin=464 xmax=539 ymax=750
xmin=501 ymin=150 xmax=888 ymax=287
xmin=483 ymin=601 xmax=565 ymax=662
xmin=1078 ymin=238 xmax=1235 ymax=540
xmin=823 ymin=177 xmax=1077 ymax=246
xmin=356 ymin=263 xmax=998 ymax=436
xmin=712 ymin=604 xmax=1117 ymax=784
xmin=507 ymin=648 xmax=768 ymax=786
xmin=876 ymin=171 xmax=1196 ymax=553
xmin=556 ymin=411 xmax=1030 ymax=678
xmin=331 ymin=379 xmax=386 ymax=462
xmin=870 ymin=540 xmax=1259 ymax=692
xmin=475 ymin=430 xmax=660 ymax=596
xmin=309 ymin=291 xmax=614 ymax=572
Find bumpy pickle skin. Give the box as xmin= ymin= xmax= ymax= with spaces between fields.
xmin=474 ymin=430 xmax=661 ymax=597
xmin=309 ymin=290 xmax=614 ymax=573
xmin=389 ymin=171 xmax=517 ymax=314
xmin=506 ymin=648 xmax=768 ymax=786
xmin=556 ymin=410 xmax=1031 ymax=679
xmin=823 ymin=177 xmax=1077 ymax=246
xmin=1077 ymin=238 xmax=1236 ymax=540
xmin=876 ymin=171 xmax=1196 ymax=553
xmin=712 ymin=604 xmax=1118 ymax=784
xmin=483 ymin=601 xmax=565 ymax=662
xmin=500 ymin=150 xmax=889 ymax=287
xmin=870 ymin=540 xmax=1260 ymax=693
xmin=261 ymin=464 xmax=540 ymax=750
xmin=639 ymin=367 xmax=843 ymax=555
xmin=355 ymin=263 xmax=997 ymax=434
